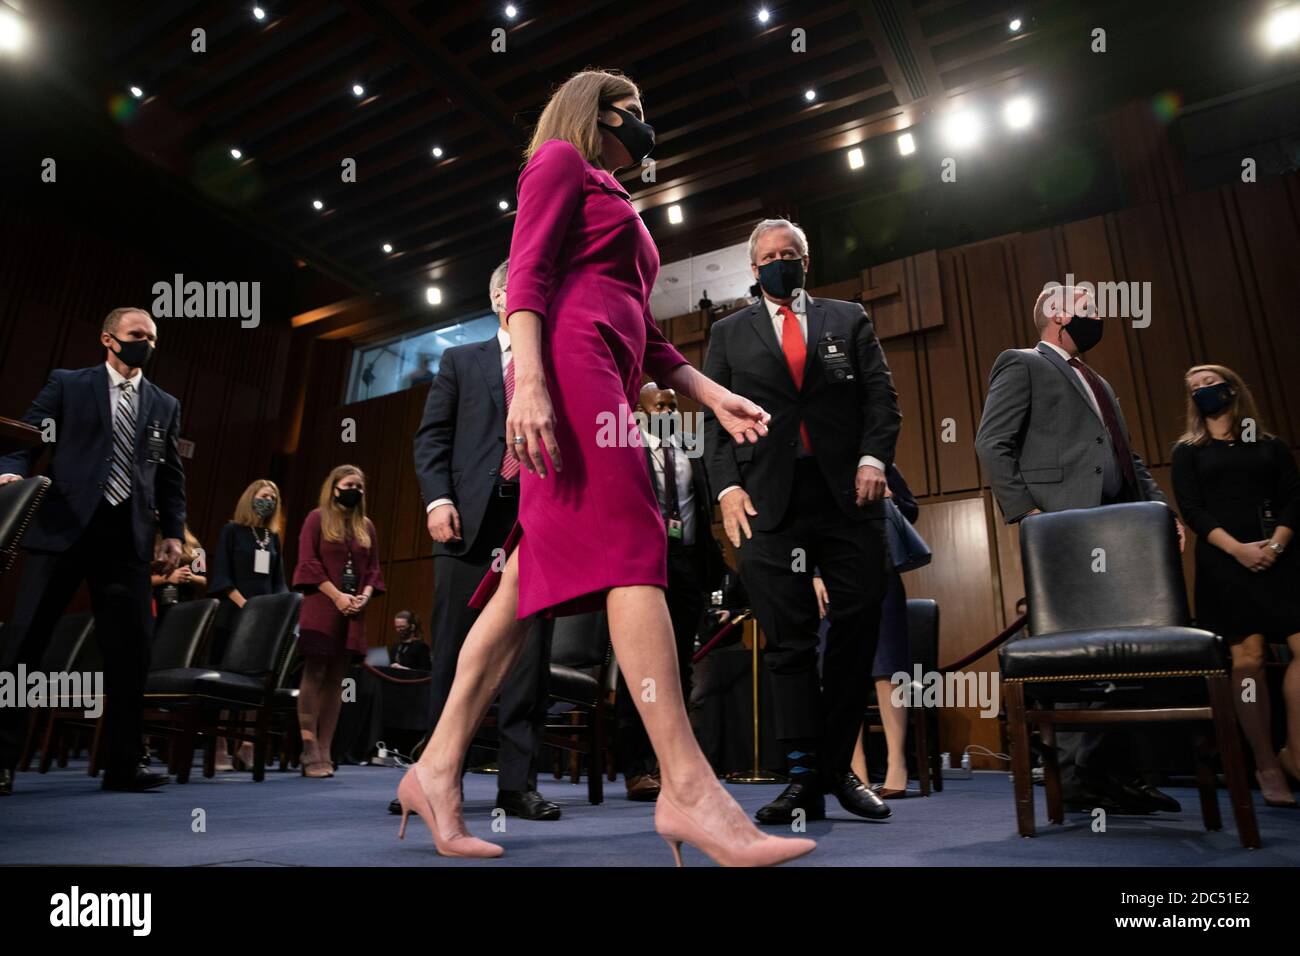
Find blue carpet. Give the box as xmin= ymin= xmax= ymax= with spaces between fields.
xmin=2 ymin=761 xmax=1297 ymax=866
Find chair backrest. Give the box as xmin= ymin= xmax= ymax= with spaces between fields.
xmin=218 ymin=592 xmax=302 ymax=678
xmin=364 ymin=645 xmax=390 ymax=668
xmin=151 ymin=598 xmax=218 ymax=670
xmin=1020 ymin=502 xmax=1188 ymax=636
xmin=0 ymin=476 xmax=51 ymax=575
xmin=906 ymin=598 xmax=939 ymax=673
xmin=550 ymin=612 xmax=610 ymax=669
xmin=38 ymin=613 xmax=94 ymax=671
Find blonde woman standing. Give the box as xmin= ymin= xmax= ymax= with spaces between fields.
xmin=293 ymin=465 xmax=385 ymax=778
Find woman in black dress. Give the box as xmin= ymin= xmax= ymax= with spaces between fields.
xmin=1171 ymin=364 xmax=1300 ymax=808
xmin=207 ymin=478 xmax=288 ymax=771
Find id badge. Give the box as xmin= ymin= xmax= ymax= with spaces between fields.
xmin=817 ymin=336 xmax=855 ymax=384
xmin=145 ymin=423 xmax=166 ymax=463
xmin=339 ymin=560 xmax=359 ymax=595
xmin=667 ymin=517 xmax=684 ymax=540
xmin=253 ymin=550 xmax=271 ymax=575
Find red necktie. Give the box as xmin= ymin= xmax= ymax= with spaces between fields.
xmin=779 ymin=306 xmax=812 ymax=453
xmin=1068 ymin=357 xmax=1137 ymax=491
xmin=500 ymin=356 xmax=519 ymax=481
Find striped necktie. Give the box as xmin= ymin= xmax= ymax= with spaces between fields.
xmin=105 ymin=380 xmax=136 ymax=505
xmin=499 ymin=357 xmax=519 ymax=481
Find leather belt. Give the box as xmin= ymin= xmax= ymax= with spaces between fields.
xmin=496 ymin=482 xmax=520 ymax=498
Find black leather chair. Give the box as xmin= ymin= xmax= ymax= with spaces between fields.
xmin=1000 ymin=502 xmax=1259 ymax=848
xmin=863 ymin=598 xmax=943 ymax=795
xmin=0 ymin=475 xmax=51 ymax=577
xmin=144 ymin=591 xmax=301 ymax=782
xmin=544 ymin=612 xmax=613 ymax=804
xmin=18 ymin=612 xmax=94 ymax=772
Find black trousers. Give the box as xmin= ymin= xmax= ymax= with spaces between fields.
xmin=0 ymin=500 xmax=153 ymax=781
xmin=428 ymin=490 xmax=551 ymax=792
xmin=735 ymin=458 xmax=888 ymax=780
xmin=615 ymin=545 xmax=706 ymax=776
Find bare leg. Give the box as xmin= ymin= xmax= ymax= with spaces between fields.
xmin=850 ymin=725 xmax=869 ymax=782
xmin=876 ymin=676 xmax=909 ymax=791
xmin=1230 ymin=636 xmax=1278 ymax=770
xmin=315 ymin=653 xmax=351 ymax=762
xmin=1285 ymin=634 xmax=1300 ymax=756
xmin=414 ymin=548 xmax=535 ymax=842
xmin=297 ymin=654 xmax=328 ymax=766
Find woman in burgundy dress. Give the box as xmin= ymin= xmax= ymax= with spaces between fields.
xmin=294 ymin=465 xmax=385 ymax=778
xmin=396 ymin=70 xmax=814 ymax=866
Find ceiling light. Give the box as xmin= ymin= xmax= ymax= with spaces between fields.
xmin=1262 ymin=6 xmax=1300 ymax=49
xmin=0 ymin=8 xmax=30 ymax=53
xmin=230 ymin=147 xmax=243 ymax=159
xmin=382 ymin=243 xmax=393 ymax=254
xmin=505 ymin=4 xmax=518 ymax=17
xmin=351 ymin=83 xmax=365 ymax=97
xmin=667 ymin=204 xmax=683 ymax=224
xmin=847 ymin=147 xmax=865 ymax=169
xmin=941 ymin=109 xmax=983 ymax=149
xmin=253 ymin=6 xmax=266 ymax=21
xmin=498 ymin=199 xmax=509 ymax=211
xmin=1003 ymin=96 xmax=1035 ymax=129
xmin=804 ymin=88 xmax=816 ymax=102
xmin=758 ymin=8 xmax=770 ymax=23
xmin=312 ymin=199 xmax=324 ymax=210
xmin=1009 ymin=18 xmax=1022 ymax=32
xmin=426 ymin=287 xmax=442 ymax=306
xmin=129 ymin=85 xmax=144 ymax=98
xmin=897 ymin=132 xmax=916 ymax=156
xmin=431 ymin=146 xmax=444 ymax=158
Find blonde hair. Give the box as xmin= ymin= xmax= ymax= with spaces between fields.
xmin=231 ymin=479 xmax=285 ymax=538
xmin=102 ymin=306 xmax=151 ymax=334
xmin=1177 ymin=364 xmax=1269 ymax=447
xmin=317 ymin=465 xmax=371 ymax=547
xmin=524 ymin=69 xmax=640 ymax=167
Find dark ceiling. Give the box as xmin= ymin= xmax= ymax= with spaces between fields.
xmin=13 ymin=0 xmax=1297 ymax=341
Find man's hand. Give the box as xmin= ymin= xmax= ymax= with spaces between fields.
xmin=428 ymin=503 xmax=462 ymax=543
xmin=720 ymin=487 xmax=757 ymax=549
xmin=159 ymin=537 xmax=184 ymax=573
xmin=812 ymin=575 xmax=830 ymax=620
xmin=854 ymin=464 xmax=886 ymax=506
xmin=0 ymin=474 xmax=21 ymax=486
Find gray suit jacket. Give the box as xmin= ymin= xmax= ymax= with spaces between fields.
xmin=974 ymin=342 xmax=1164 ymax=523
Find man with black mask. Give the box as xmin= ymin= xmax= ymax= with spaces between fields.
xmin=976 ymin=283 xmax=1184 ymax=815
xmin=703 ymin=218 xmax=901 ymax=825
xmin=0 ymin=307 xmax=186 ymax=795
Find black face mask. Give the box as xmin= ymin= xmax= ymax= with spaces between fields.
xmin=756 ymin=258 xmax=805 ymax=300
xmin=335 ymin=487 xmax=363 ymax=509
xmin=597 ymin=106 xmax=655 ymax=165
xmin=252 ymin=498 xmax=277 ymax=519
xmin=110 ymin=334 xmax=154 ymax=369
xmin=1193 ymin=382 xmax=1235 ymax=417
xmin=1063 ymin=314 xmax=1104 ymax=353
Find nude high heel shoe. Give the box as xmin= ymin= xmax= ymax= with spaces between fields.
xmin=655 ymin=790 xmax=816 ymax=867
xmin=397 ymin=766 xmax=504 ymax=858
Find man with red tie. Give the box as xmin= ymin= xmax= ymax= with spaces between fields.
xmin=402 ymin=259 xmax=558 ymax=822
xmin=703 ymin=219 xmax=902 ymax=825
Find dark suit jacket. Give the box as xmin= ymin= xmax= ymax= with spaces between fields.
xmin=702 ymin=295 xmax=902 ymax=531
xmin=0 ymin=365 xmax=186 ymax=561
xmin=974 ymin=342 xmax=1165 ymax=522
xmin=413 ymin=336 xmax=509 ymax=557
xmin=642 ymin=435 xmax=726 ymax=591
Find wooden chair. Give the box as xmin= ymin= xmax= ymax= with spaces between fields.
xmin=17 ymin=612 xmax=94 ymax=771
xmin=1001 ymin=502 xmax=1260 ymax=848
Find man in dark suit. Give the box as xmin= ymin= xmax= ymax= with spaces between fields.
xmin=975 ymin=283 xmax=1183 ymax=814
xmin=616 ymin=382 xmax=726 ymax=800
xmin=398 ymin=258 xmax=558 ymax=821
xmin=0 ymin=307 xmax=185 ymax=795
xmin=703 ymin=218 xmax=902 ymax=825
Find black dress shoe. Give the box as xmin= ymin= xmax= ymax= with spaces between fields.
xmin=828 ymin=771 xmax=891 ymax=821
xmin=0 ymin=768 xmax=13 ymax=796
xmin=755 ymin=780 xmax=826 ymax=825
xmin=1062 ymin=778 xmax=1153 ymax=815
xmin=1113 ymin=774 xmax=1181 ymax=813
xmin=102 ymin=769 xmax=169 ymax=792
xmin=497 ymin=789 xmax=561 ymax=820
xmin=388 ymin=797 xmax=402 ymax=815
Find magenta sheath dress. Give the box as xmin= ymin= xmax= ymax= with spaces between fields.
xmin=293 ymin=508 xmax=386 ymax=656
xmin=470 ymin=138 xmax=689 ymax=619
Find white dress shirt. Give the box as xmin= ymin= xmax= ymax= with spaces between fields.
xmin=641 ymin=427 xmax=696 ymax=546
xmin=717 ymin=296 xmax=884 ymax=502
xmin=427 ymin=328 xmax=511 ymax=514
xmin=1041 ymin=340 xmax=1102 ymax=419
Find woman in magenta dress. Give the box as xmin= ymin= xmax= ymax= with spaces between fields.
xmin=396 ymin=70 xmax=814 ymax=866
xmin=293 ymin=464 xmax=385 ymax=778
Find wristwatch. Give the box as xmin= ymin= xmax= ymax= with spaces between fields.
xmin=1267 ymin=540 xmax=1284 ymax=555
